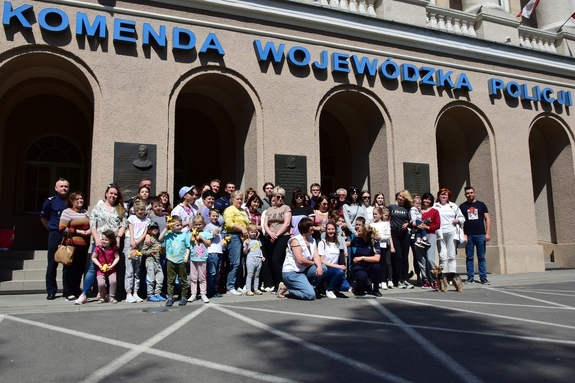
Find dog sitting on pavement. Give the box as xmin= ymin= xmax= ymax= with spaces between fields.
xmin=430 ymin=265 xmax=463 ymax=293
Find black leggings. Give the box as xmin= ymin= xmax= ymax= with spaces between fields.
xmin=268 ymin=235 xmax=289 ymax=289
xmin=391 ymin=230 xmax=410 ymax=284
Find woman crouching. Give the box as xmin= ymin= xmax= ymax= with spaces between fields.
xmin=351 ymin=218 xmax=383 ymax=297
xmin=277 ymin=218 xmax=326 ymax=300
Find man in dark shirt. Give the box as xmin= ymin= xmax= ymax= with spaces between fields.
xmin=460 ymin=186 xmax=491 ymax=285
xmin=40 ymin=178 xmax=70 ymax=300
xmin=214 ymin=182 xmax=235 ymax=214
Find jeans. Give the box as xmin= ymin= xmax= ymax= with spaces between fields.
xmin=282 ymin=264 xmax=327 ymax=300
xmin=226 ymin=234 xmax=242 ymax=291
xmin=466 ymin=234 xmax=487 ymax=280
xmin=322 ymin=267 xmax=345 ymax=292
xmin=81 ymin=244 xmax=98 ymax=296
xmin=415 ymin=233 xmax=436 ymax=282
xmin=207 ymin=252 xmax=223 ymax=297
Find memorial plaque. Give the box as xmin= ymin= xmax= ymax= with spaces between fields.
xmin=403 ymin=162 xmax=430 ymax=197
xmin=275 ymin=154 xmax=307 ymax=205
xmin=114 ymin=142 xmax=156 ymax=198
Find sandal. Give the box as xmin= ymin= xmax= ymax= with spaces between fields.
xmin=277 ymin=282 xmax=288 ymax=299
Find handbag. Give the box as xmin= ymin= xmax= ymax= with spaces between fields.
xmin=455 ymin=225 xmax=467 ymax=248
xmin=55 ymin=231 xmax=75 ymax=265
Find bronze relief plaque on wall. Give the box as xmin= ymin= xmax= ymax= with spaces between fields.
xmin=403 ymin=162 xmax=430 ymax=197
xmin=275 ymin=155 xmax=307 ymax=205
xmin=114 ymin=142 xmax=156 ymax=198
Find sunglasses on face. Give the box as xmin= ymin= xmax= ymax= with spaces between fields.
xmin=275 ymin=195 xmax=285 ymax=200
xmin=295 ymin=194 xmax=304 ymax=199
xmin=362 ymin=196 xmax=370 ymax=199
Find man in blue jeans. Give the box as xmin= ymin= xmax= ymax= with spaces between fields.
xmin=459 ymin=187 xmax=491 ymax=285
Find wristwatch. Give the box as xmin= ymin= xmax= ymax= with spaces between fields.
xmin=362 ymin=256 xmax=365 ymax=261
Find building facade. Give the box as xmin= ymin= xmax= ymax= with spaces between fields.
xmin=1 ymin=0 xmax=575 ymax=273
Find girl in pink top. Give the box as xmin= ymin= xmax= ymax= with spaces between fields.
xmin=92 ymin=230 xmax=120 ymax=304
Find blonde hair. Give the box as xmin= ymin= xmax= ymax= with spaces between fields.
xmin=399 ymin=189 xmax=413 ymax=209
xmin=272 ymin=186 xmax=285 ymax=197
xmin=192 ymin=214 xmax=205 ymax=227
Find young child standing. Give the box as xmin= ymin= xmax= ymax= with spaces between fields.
xmin=159 ymin=215 xmax=190 ymax=307
xmin=188 ymin=215 xmax=212 ymax=303
xmin=410 ymin=196 xmax=431 ymax=248
xmin=141 ymin=221 xmax=165 ymax=302
xmin=125 ymin=200 xmax=150 ymax=303
xmin=243 ymin=224 xmax=264 ymax=296
xmin=371 ymin=207 xmax=395 ymax=290
xmin=91 ymin=230 xmax=120 ymax=303
xmin=205 ymin=208 xmax=224 ymax=298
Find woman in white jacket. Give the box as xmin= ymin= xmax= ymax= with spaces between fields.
xmin=434 ymin=188 xmax=465 ymax=274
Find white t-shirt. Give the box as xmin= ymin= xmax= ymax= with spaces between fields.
xmin=371 ymin=220 xmax=391 ymax=248
xmin=283 ymin=234 xmax=315 ymax=273
xmin=435 ymin=202 xmax=458 ymax=234
xmin=318 ymin=239 xmax=340 ymax=265
xmin=127 ymin=215 xmax=150 ymax=239
xmin=205 ymin=223 xmax=223 ymax=254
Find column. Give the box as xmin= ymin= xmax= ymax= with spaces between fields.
xmin=536 ymin=0 xmax=573 ymax=31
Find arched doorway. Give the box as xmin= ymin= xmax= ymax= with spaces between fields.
xmin=435 ymin=103 xmax=498 ymax=248
xmin=318 ymin=88 xmax=388 ymax=195
xmin=0 ymin=51 xmax=94 ymax=249
xmin=174 ymin=70 xmax=258 ymax=192
xmin=529 ymin=116 xmax=575 ymax=267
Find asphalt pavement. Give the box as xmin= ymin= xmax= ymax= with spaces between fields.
xmin=0 ymin=269 xmax=574 ymax=383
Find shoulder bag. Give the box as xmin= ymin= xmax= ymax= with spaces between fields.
xmin=55 ymin=231 xmax=75 ymax=265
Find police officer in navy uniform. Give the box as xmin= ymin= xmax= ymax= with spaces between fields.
xmin=40 ymin=178 xmax=70 ymax=300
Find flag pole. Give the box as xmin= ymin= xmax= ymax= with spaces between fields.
xmin=558 ymin=12 xmax=575 ymax=33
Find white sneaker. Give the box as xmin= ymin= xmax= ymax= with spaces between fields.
xmin=398 ymin=282 xmax=406 ymax=289
xmin=126 ymin=293 xmax=136 ymax=303
xmin=134 ymin=294 xmax=144 ymax=302
xmin=387 ymin=281 xmax=394 ymax=289
xmin=201 ymin=294 xmax=210 ymax=303
xmin=264 ymin=287 xmax=273 ymax=292
xmin=381 ymin=282 xmax=388 ymax=290
xmin=404 ymin=282 xmax=414 ymax=289
xmin=227 ymin=289 xmax=242 ymax=296
xmin=187 ymin=295 xmax=196 ymax=302
xmin=326 ymin=291 xmax=337 ymax=299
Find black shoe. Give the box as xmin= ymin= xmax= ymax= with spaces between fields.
xmin=334 ymin=291 xmax=348 ymax=298
xmin=46 ymin=294 xmax=56 ymax=300
xmin=372 ymin=291 xmax=382 ymax=297
xmin=353 ymin=290 xmax=366 ymax=296
xmin=480 ymin=279 xmax=491 ymax=285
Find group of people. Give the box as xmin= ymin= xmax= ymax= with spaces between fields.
xmin=41 ymin=177 xmax=491 ymax=304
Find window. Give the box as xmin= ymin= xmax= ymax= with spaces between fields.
xmin=23 ymin=136 xmax=82 ymax=213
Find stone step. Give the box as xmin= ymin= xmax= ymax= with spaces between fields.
xmin=545 ymin=262 xmax=562 ymax=270
xmin=0 ymin=279 xmax=47 ymax=293
xmin=10 ymin=268 xmax=63 ymax=281
xmin=0 ymin=258 xmax=48 ymax=271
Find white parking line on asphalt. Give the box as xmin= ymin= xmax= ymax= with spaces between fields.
xmin=397 ymin=297 xmax=575 ymax=310
xmin=221 ymin=303 xmax=575 ymax=346
xmin=212 ymin=305 xmax=412 ymax=383
xmin=503 ymin=289 xmax=575 ymax=298
xmin=381 ymin=297 xmax=575 ymax=330
xmin=2 ymin=311 xmax=301 ymax=383
xmin=80 ymin=305 xmax=210 ymax=383
xmin=368 ymin=300 xmax=485 ymax=383
xmin=484 ymin=287 xmax=574 ymax=309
